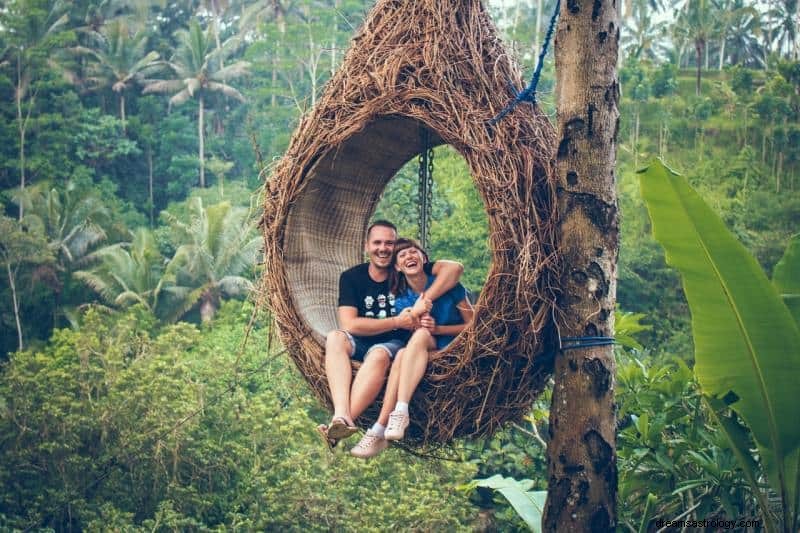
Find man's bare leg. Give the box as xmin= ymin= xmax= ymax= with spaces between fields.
xmin=325 ymin=330 xmax=355 ymax=425
xmin=349 ymin=348 xmax=391 ymax=421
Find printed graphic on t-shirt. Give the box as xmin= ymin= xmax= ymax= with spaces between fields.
xmin=363 ymin=293 xmax=395 ymax=319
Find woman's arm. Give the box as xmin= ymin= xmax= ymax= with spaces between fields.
xmin=432 ymin=297 xmax=474 ymax=336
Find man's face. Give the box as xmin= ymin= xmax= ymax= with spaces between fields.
xmin=365 ymin=225 xmax=397 ymax=270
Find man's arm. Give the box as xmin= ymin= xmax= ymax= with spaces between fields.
xmin=338 ymin=306 xmax=415 ymax=335
xmin=425 ymin=260 xmax=464 ymax=301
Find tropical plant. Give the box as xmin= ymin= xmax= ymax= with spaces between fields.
xmin=0 ymin=215 xmax=54 ymax=351
xmin=622 ymin=5 xmax=669 ymax=61
xmin=639 ymin=160 xmax=800 ymax=532
xmin=73 ymin=227 xmax=164 ymax=313
xmin=674 ymin=0 xmax=718 ymax=94
xmin=143 ymin=19 xmax=249 ymax=187
xmin=74 ymin=20 xmax=159 ymax=130
xmin=16 ymin=181 xmax=110 ymax=269
xmin=0 ymin=0 xmax=69 ymax=219
xmin=159 ymin=197 xmax=260 ymax=322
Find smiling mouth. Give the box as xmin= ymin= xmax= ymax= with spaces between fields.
xmin=404 ymin=260 xmax=419 ymax=268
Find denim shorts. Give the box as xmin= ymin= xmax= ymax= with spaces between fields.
xmin=341 ymin=331 xmax=404 ymax=362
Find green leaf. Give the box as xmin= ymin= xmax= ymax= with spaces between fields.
xmin=639 ymin=160 xmax=800 ymax=459
xmin=773 ymin=234 xmax=800 ymax=326
xmin=638 ymin=493 xmax=658 ymax=533
xmin=472 ymin=475 xmax=546 ymax=532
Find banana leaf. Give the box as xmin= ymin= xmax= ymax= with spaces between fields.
xmin=638 ymin=160 xmax=800 ymax=471
xmin=471 ymin=475 xmax=546 ymax=532
xmin=773 ymin=234 xmax=800 ymax=326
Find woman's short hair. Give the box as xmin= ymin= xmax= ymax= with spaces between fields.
xmin=390 ymin=237 xmax=429 ymax=294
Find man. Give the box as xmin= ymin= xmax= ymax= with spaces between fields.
xmin=320 ymin=220 xmax=463 ymax=455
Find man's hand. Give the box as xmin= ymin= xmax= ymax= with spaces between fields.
xmin=419 ymin=313 xmax=436 ymax=333
xmin=411 ymin=292 xmax=433 ymax=317
xmin=394 ymin=308 xmax=417 ymax=330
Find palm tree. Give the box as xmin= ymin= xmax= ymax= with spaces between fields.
xmin=76 ymin=20 xmax=160 ymax=131
xmin=159 ymin=198 xmax=260 ymax=323
xmin=143 ymin=19 xmax=250 ymax=188
xmin=13 ymin=181 xmax=111 ymax=327
xmin=0 ymin=0 xmax=69 ymax=220
xmin=717 ymin=0 xmax=764 ymax=67
xmin=622 ymin=5 xmax=670 ymax=61
xmin=675 ymin=0 xmax=718 ymax=95
xmin=768 ymin=0 xmax=798 ymax=59
xmin=74 ymin=227 xmax=164 ymax=312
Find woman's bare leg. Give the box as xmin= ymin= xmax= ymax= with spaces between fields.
xmin=377 ymin=349 xmax=404 ymax=426
xmin=397 ymin=329 xmax=436 ymax=403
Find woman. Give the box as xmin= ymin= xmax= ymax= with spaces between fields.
xmin=351 ymin=238 xmax=474 ymax=458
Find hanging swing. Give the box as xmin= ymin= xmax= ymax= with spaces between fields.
xmin=261 ymin=0 xmax=558 ymax=445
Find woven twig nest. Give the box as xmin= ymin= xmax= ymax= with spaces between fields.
xmin=261 ymin=0 xmax=558 ymax=445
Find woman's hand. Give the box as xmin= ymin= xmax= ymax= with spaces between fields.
xmin=411 ymin=292 xmax=433 ymax=317
xmin=419 ymin=313 xmax=436 ymax=334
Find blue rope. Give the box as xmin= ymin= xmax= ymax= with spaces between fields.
xmin=559 ymin=336 xmax=615 ymax=351
xmin=488 ymin=0 xmax=560 ymax=126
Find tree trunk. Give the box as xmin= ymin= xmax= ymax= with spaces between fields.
xmin=544 ymin=0 xmax=620 ymax=529
xmin=7 ymin=263 xmax=23 ymax=351
xmin=695 ymin=38 xmax=703 ymax=95
xmin=16 ymin=53 xmax=26 ymax=221
xmin=718 ymin=37 xmax=726 ymax=69
xmin=120 ymin=93 xmax=126 ymax=133
xmin=200 ymin=293 xmax=216 ymax=323
xmin=148 ymin=145 xmax=154 ymax=227
xmin=199 ymin=94 xmax=205 ymax=188
xmin=634 ymin=104 xmax=640 ymax=168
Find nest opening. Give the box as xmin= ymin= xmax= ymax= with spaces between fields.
xmin=285 ymin=115 xmax=445 ymax=344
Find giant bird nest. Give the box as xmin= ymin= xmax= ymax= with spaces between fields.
xmin=261 ymin=0 xmax=558 ymax=446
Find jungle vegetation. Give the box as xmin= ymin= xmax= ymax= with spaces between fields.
xmin=0 ymin=0 xmax=798 ymax=530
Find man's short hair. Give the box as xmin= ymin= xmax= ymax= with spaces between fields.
xmin=366 ymin=220 xmax=397 ymax=240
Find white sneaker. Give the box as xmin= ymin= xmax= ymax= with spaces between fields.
xmin=350 ymin=430 xmax=388 ymax=458
xmin=384 ymin=410 xmax=410 ymax=441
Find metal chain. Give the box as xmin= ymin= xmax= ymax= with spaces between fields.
xmin=418 ymin=127 xmax=434 ymax=250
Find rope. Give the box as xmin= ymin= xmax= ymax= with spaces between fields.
xmin=559 ymin=335 xmax=615 ymax=351
xmin=488 ymin=0 xmax=560 ymax=126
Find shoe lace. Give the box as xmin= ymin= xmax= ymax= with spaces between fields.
xmin=357 ymin=432 xmax=380 ymax=449
xmin=388 ymin=412 xmax=405 ymax=427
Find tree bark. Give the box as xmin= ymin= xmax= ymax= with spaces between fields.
xmin=120 ymin=93 xmax=126 ymax=132
xmin=544 ymin=0 xmax=620 ymax=529
xmin=695 ymin=38 xmax=703 ymax=95
xmin=148 ymin=145 xmax=154 ymax=227
xmin=16 ymin=52 xmax=27 ymax=221
xmin=7 ymin=263 xmax=23 ymax=351
xmin=199 ymin=94 xmax=205 ymax=188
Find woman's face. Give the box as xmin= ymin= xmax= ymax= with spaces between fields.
xmin=394 ymin=246 xmax=426 ymax=276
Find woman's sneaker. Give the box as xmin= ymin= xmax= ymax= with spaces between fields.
xmin=384 ymin=411 xmax=410 ymax=441
xmin=350 ymin=430 xmax=388 ymax=458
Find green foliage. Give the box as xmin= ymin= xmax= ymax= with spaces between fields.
xmin=772 ymin=234 xmax=800 ymax=324
xmin=616 ymin=350 xmax=757 ymax=529
xmin=0 ymin=303 xmax=478 ymax=530
xmin=158 ymin=198 xmax=261 ymax=322
xmin=465 ymin=475 xmax=546 ymax=532
xmin=639 ymin=160 xmax=800 ymax=530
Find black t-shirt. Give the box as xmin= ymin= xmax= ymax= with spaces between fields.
xmin=337 ymin=261 xmax=435 ymax=345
